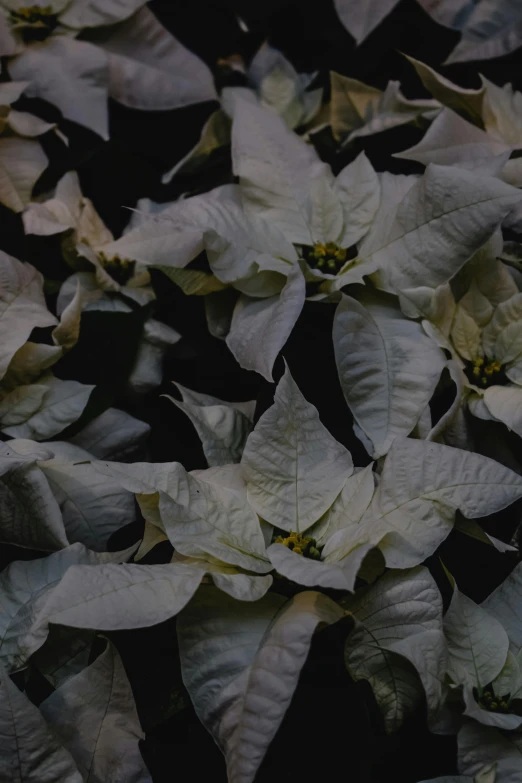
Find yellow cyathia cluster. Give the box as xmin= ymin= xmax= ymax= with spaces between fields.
xmin=479 ymin=688 xmax=511 ymax=714
xmin=10 ymin=5 xmax=55 ymax=22
xmin=98 ymin=252 xmax=135 ymax=285
xmin=274 ymin=531 xmax=322 ymax=560
xmin=471 ymin=357 xmax=503 ymax=386
xmin=9 ymin=6 xmax=58 ymax=40
xmin=306 ymin=242 xmax=348 ymax=274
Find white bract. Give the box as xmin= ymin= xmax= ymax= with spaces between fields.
xmin=326 ymin=435 xmax=522 ymax=570
xmin=0 ymin=250 xmax=94 ymax=439
xmin=404 ymin=56 xmax=485 ymax=125
xmin=332 ymin=0 xmax=401 ymax=45
xmin=0 ymin=660 xmax=83 ymax=782
xmin=333 ymin=290 xmax=446 ymax=457
xmin=165 ymin=382 xmax=255 ymax=467
xmin=178 ymin=586 xmax=344 ymax=783
xmin=328 ymin=70 xmax=439 ymax=145
xmin=343 ymin=567 xmax=447 ymax=732
xmin=332 ymin=163 xmax=521 ymax=293
xmin=1 ymin=2 xmax=217 ymax=138
xmin=0 ymin=542 xmax=133 ymax=672
xmin=10 ymin=438 xmax=136 ymax=549
xmin=241 ymin=365 xmax=354 ymax=532
xmin=0 ymin=78 xmax=56 ymax=212
xmin=40 ymin=641 xmax=151 ymax=783
xmin=65 ymin=405 xmax=150 ymax=460
xmin=459 ymin=721 xmax=522 ymax=782
xmin=333 ymin=0 xmax=522 ymax=64
xmin=92 ymin=458 xmax=274 ymax=586
xmin=0 ymin=438 xmax=136 ymax=551
xmin=437 ymin=0 xmax=522 ymax=64
xmin=18 ymin=558 xmax=255 ymax=665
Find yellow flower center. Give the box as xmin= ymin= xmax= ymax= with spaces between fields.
xmin=98 ymin=252 xmax=135 ymax=286
xmin=274 ymin=531 xmax=322 ymax=560
xmin=470 ymin=356 xmax=504 ymax=387
xmin=478 ymin=688 xmax=511 ymax=714
xmin=9 ymin=6 xmax=58 ymax=41
xmin=304 ymin=242 xmax=349 ymax=274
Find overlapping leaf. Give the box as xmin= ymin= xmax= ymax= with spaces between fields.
xmin=343 ymin=568 xmax=446 ymax=732
xmin=178 ymin=586 xmax=344 ymax=783
xmin=241 ymin=365 xmax=354 ymax=532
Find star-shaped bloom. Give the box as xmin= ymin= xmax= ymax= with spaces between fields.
xmin=420 ymin=244 xmax=522 ymax=440
xmin=1 ymin=0 xmax=217 ymax=138
xmin=23 ymin=171 xmax=181 ymax=394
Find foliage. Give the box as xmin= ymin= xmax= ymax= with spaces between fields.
xmin=3 ymin=2 xmax=522 ymax=782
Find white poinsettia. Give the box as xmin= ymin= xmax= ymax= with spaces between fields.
xmin=1 ymin=1 xmax=217 ymax=138
xmin=92 ymin=368 xmax=357 ymax=590
xmin=24 ymin=169 xmax=149 ymax=288
xmin=106 ymin=92 xmax=522 ymax=381
xmin=418 ymin=244 xmax=522 ymax=439
xmin=12 ymin=524 xmax=470 ymax=779
xmin=163 ymin=42 xmax=323 ymax=184
xmin=7 ymin=370 xmax=522 ymax=780
xmin=396 ymin=57 xmax=522 ymax=186
xmin=0 ymin=249 xmax=95 ymax=440
xmin=13 ymin=450 xmax=447 ymax=780
xmin=228 ymin=97 xmax=381 ymax=257
xmin=95 ymin=98 xmax=386 ymax=378
xmin=440 ymin=569 xmax=522 ymax=732
xmin=0 ymin=78 xmax=58 ymax=212
xmin=175 ymin=568 xmax=451 ymax=779
xmin=23 ymin=171 xmax=181 ymax=394
xmin=96 ymin=366 xmax=522 ymax=583
xmin=95 ymin=366 xmax=366 ymax=592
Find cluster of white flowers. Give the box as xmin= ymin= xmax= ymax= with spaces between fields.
xmin=2 ymin=3 xmax=522 ymax=781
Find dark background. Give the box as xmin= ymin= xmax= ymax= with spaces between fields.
xmin=3 ymin=0 xmax=522 ymax=780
